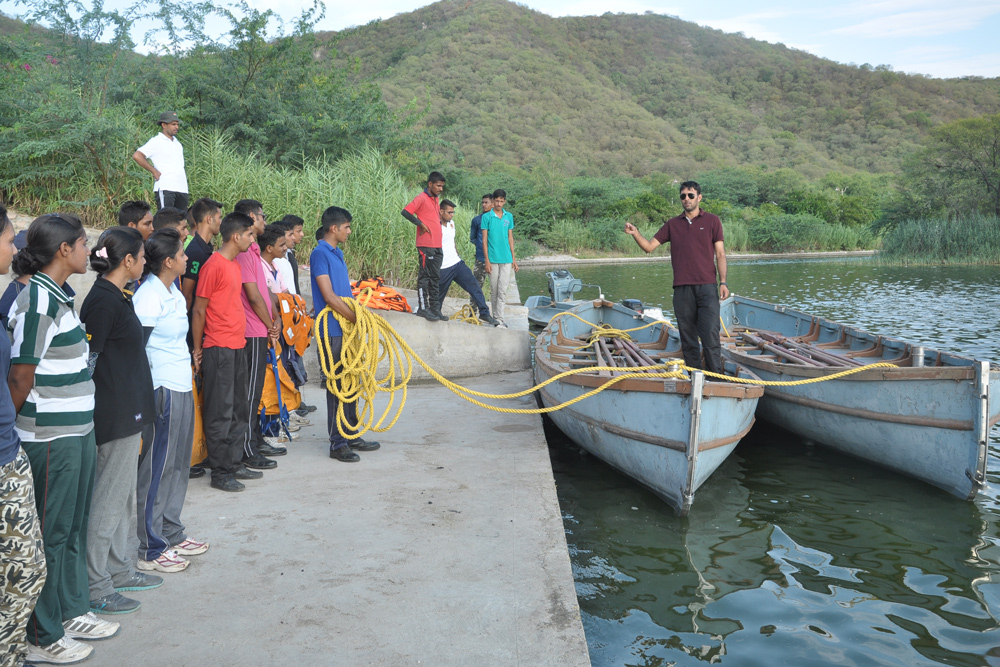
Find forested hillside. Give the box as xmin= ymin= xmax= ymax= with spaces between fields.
xmin=324 ymin=0 xmax=1000 ymax=178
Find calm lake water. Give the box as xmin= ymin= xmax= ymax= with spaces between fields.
xmin=519 ymin=259 xmax=1000 ymax=667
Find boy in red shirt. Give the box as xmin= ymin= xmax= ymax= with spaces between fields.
xmin=401 ymin=171 xmax=447 ymax=321
xmin=191 ymin=212 xmax=256 ymax=492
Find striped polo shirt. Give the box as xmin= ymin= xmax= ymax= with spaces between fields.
xmin=8 ymin=272 xmax=95 ymax=442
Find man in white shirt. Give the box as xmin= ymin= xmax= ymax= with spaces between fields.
xmin=438 ymin=199 xmax=499 ymax=326
xmin=133 ymin=111 xmax=189 ymax=212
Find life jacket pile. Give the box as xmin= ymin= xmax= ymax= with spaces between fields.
xmin=277 ymin=293 xmax=314 ymax=356
xmin=351 ymin=277 xmax=412 ymax=313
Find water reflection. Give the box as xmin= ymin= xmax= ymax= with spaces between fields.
xmin=530 ymin=260 xmax=1000 ymax=666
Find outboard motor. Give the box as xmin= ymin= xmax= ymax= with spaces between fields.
xmin=621 ymin=298 xmax=644 ymax=314
xmin=546 ymin=270 xmax=583 ymax=303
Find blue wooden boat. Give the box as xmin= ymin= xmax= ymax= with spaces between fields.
xmin=719 ymin=295 xmax=1000 ymax=501
xmin=533 ymin=300 xmax=763 ymax=515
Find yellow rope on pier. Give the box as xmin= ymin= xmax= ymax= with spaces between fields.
xmin=313 ymin=299 xmax=903 ymax=440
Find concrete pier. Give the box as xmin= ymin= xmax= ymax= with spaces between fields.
xmin=91 ymin=372 xmax=590 ymax=666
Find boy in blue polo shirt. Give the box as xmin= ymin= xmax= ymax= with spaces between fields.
xmin=310 ymin=206 xmax=380 ymax=463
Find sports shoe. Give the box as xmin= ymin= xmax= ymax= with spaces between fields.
xmin=494 ymin=320 xmax=508 ymax=329
xmin=113 ymin=571 xmax=163 ymax=592
xmin=349 ymin=438 xmax=381 ymax=452
xmin=26 ymin=635 xmax=93 ymax=664
xmin=330 ymin=446 xmax=360 ymax=462
xmin=481 ymin=314 xmax=499 ymax=326
xmin=138 ymin=550 xmax=189 ymax=573
xmin=189 ymin=466 xmax=206 ymax=479
xmin=210 ymin=476 xmax=245 ymax=492
xmin=172 ymin=538 xmax=210 ymax=556
xmin=285 ymin=422 xmax=301 ymax=432
xmin=258 ymin=441 xmax=287 ymax=457
xmin=90 ymin=592 xmax=140 ymax=615
xmin=290 ymin=413 xmax=310 ymax=426
xmin=243 ymin=454 xmax=277 ymax=469
xmin=233 ymin=465 xmax=263 ymax=480
xmin=63 ymin=612 xmax=120 ymax=640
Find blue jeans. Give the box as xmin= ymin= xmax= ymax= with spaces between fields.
xmin=440 ymin=260 xmax=491 ymax=318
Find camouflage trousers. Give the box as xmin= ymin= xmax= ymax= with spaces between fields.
xmin=0 ymin=448 xmax=46 ymax=667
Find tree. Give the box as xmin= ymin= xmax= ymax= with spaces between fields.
xmin=927 ymin=113 xmax=1000 ymax=216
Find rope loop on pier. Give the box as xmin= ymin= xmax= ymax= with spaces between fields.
xmin=314 ymin=300 xmax=904 ymax=440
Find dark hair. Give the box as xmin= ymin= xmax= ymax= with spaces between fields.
xmin=142 ymin=228 xmax=183 ymax=279
xmin=481 ymin=194 xmax=493 ymax=201
xmin=679 ymin=181 xmax=701 ymax=195
xmin=191 ymin=197 xmax=223 ymax=225
xmin=280 ymin=214 xmax=304 ymax=228
xmin=0 ymin=203 xmax=10 ymax=236
xmin=152 ymin=207 xmax=186 ymax=231
xmin=12 ymin=214 xmax=87 ymax=276
xmin=91 ymin=226 xmax=143 ymax=275
xmin=257 ymin=226 xmax=284 ymax=253
xmin=185 ymin=207 xmax=195 ymax=229
xmin=427 ymin=171 xmax=445 ymax=184
xmin=268 ymin=221 xmax=293 ymax=235
xmin=492 ymin=189 xmax=506 ymax=200
xmin=220 ymin=212 xmax=254 ymax=242
xmin=118 ymin=200 xmax=151 ymax=227
xmin=440 ymin=199 xmax=456 ymax=209
xmin=318 ymin=206 xmax=352 ymax=239
xmin=234 ymin=199 xmax=263 ymax=217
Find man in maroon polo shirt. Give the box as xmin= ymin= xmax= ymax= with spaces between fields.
xmin=401 ymin=171 xmax=447 ymax=321
xmin=624 ymin=180 xmax=729 ymax=374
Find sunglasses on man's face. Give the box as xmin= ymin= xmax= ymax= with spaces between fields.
xmin=680 ymin=192 xmax=698 ymax=200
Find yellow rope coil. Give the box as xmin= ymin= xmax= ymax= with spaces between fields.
xmin=449 ymin=304 xmax=483 ymax=325
xmin=313 ymin=299 xmax=904 ymax=439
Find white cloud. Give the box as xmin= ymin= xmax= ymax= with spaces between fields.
xmin=834 ymin=5 xmax=1000 ymax=37
xmin=696 ymin=10 xmax=798 ymax=43
xmin=897 ymin=51 xmax=1000 ymax=78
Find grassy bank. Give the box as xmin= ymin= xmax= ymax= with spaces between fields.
xmin=877 ymin=215 xmax=1000 ymax=264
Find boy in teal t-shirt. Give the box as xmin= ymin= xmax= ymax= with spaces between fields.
xmin=480 ymin=188 xmax=518 ymax=326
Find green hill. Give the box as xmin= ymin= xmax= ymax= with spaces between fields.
xmin=323 ymin=0 xmax=1000 ymax=178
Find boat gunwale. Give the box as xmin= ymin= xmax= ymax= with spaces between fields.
xmin=535 ymin=301 xmax=764 ymax=400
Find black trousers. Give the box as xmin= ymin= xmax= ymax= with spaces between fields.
xmin=673 ymin=284 xmax=723 ymax=375
xmin=416 ymin=247 xmax=443 ymax=314
xmin=242 ymin=337 xmax=268 ymax=459
xmin=157 ymin=190 xmax=189 ymax=211
xmin=201 ymin=346 xmax=248 ymax=480
xmin=318 ymin=337 xmax=358 ymax=450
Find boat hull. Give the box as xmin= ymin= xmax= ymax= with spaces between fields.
xmin=720 ymin=296 xmax=999 ymax=500
xmin=534 ymin=300 xmax=761 ymax=515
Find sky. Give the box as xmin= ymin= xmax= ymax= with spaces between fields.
xmin=2 ymin=0 xmax=999 ymax=78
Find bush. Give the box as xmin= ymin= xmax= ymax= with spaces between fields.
xmin=877 ymin=214 xmax=1000 ymax=263
xmin=748 ymin=214 xmax=827 ymax=252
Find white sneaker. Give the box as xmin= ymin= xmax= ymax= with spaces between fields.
xmin=26 ymin=635 xmax=94 ymax=664
xmin=63 ymin=611 xmax=120 ymax=640
xmin=285 ymin=422 xmax=301 ymax=432
xmin=171 ymin=538 xmax=209 ymax=556
xmin=290 ymin=414 xmax=311 ymax=426
xmin=137 ymin=549 xmax=189 ymax=573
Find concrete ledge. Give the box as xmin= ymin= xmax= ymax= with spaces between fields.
xmin=301 ymin=282 xmax=532 ymax=384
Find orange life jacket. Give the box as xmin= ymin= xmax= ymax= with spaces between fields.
xmin=352 ymin=277 xmax=412 ymax=313
xmin=277 ymin=293 xmax=313 ymax=356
